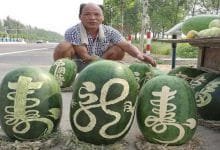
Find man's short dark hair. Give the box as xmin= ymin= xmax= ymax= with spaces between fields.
xmin=79 ymin=3 xmax=104 ymax=17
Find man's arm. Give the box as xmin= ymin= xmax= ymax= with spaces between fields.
xmin=73 ymin=45 xmax=98 ymax=63
xmin=116 ymin=41 xmax=156 ymax=67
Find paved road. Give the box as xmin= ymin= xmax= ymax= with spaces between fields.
xmin=0 ymin=43 xmax=56 ymax=81
xmin=0 ymin=43 xmax=220 ymax=149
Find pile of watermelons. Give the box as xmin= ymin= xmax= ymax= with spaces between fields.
xmin=181 ymin=15 xmax=220 ymax=39
xmin=0 ymin=58 xmax=219 ymax=148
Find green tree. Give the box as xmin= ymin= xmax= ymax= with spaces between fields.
xmin=103 ymin=0 xmax=187 ymax=38
xmin=0 ymin=16 xmax=64 ymax=42
xmin=148 ymin=0 xmax=187 ymax=38
xmin=199 ymin=0 xmax=220 ymax=14
xmin=3 ymin=16 xmax=26 ymax=35
xmin=185 ymin=0 xmax=220 ymax=16
xmin=0 ymin=20 xmax=4 ymax=32
xmin=123 ymin=0 xmax=142 ymax=37
xmin=104 ymin=0 xmax=142 ymax=38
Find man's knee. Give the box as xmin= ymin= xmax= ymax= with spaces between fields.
xmin=53 ymin=41 xmax=75 ymax=61
xmin=103 ymin=45 xmax=125 ymax=60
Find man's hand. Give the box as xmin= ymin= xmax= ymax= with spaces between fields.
xmin=115 ymin=41 xmax=156 ymax=67
xmin=82 ymin=55 xmax=100 ymax=63
xmin=90 ymin=55 xmax=101 ymax=62
xmin=136 ymin=53 xmax=157 ymax=67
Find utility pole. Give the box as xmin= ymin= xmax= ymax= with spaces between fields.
xmin=110 ymin=7 xmax=113 ymax=26
xmin=140 ymin=0 xmax=150 ymax=52
xmin=121 ymin=0 xmax=124 ymax=36
xmin=109 ymin=0 xmax=113 ymax=26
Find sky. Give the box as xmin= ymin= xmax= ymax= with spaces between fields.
xmin=0 ymin=0 xmax=103 ymax=35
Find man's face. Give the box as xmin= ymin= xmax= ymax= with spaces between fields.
xmin=80 ymin=4 xmax=104 ymax=31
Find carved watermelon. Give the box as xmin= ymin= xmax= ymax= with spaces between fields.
xmin=151 ymin=67 xmax=167 ymax=77
xmin=190 ymin=72 xmax=219 ymax=94
xmin=137 ymin=75 xmax=197 ymax=145
xmin=196 ymin=77 xmax=220 ymax=120
xmin=129 ymin=62 xmax=153 ymax=89
xmin=49 ymin=58 xmax=77 ymax=88
xmin=168 ymin=66 xmax=205 ymax=82
xmin=70 ymin=60 xmax=139 ymax=145
xmin=0 ymin=67 xmax=62 ymax=140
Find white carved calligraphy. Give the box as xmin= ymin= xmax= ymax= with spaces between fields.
xmin=4 ymin=76 xmax=60 ymax=139
xmin=144 ymin=86 xmax=196 ymax=144
xmin=72 ymin=78 xmax=136 ymax=139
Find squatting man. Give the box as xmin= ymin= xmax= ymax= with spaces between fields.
xmin=53 ymin=2 xmax=157 ymax=71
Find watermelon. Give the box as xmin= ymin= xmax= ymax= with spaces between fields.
xmin=196 ymin=77 xmax=220 ymax=120
xmin=190 ymin=72 xmax=219 ymax=94
xmin=0 ymin=67 xmax=62 ymax=140
xmin=168 ymin=66 xmax=205 ymax=82
xmin=137 ymin=75 xmax=197 ymax=145
xmin=209 ymin=19 xmax=220 ymax=28
xmin=198 ymin=27 xmax=220 ymax=38
xmin=129 ymin=62 xmax=153 ymax=89
xmin=182 ymin=15 xmax=220 ymax=35
xmin=49 ymin=58 xmax=77 ymax=88
xmin=151 ymin=67 xmax=167 ymax=77
xmin=70 ymin=60 xmax=138 ymax=145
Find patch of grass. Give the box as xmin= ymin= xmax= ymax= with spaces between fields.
xmin=177 ymin=43 xmax=199 ymax=58
xmin=132 ymin=41 xmax=198 ymax=58
xmin=151 ymin=42 xmax=171 ymax=56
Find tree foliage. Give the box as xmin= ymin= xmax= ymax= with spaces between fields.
xmin=104 ymin=0 xmax=142 ymax=38
xmin=185 ymin=0 xmax=220 ymax=16
xmin=103 ymin=0 xmax=220 ymax=38
xmin=148 ymin=0 xmax=188 ymax=38
xmin=0 ymin=16 xmax=64 ymax=42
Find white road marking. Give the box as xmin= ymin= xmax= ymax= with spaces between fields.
xmin=0 ymin=48 xmax=48 ymax=56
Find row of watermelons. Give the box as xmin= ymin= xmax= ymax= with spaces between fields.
xmin=0 ymin=58 xmax=219 ymax=146
xmin=53 ymin=59 xmax=197 ymax=145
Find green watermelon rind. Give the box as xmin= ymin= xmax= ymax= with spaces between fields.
xmin=168 ymin=66 xmax=205 ymax=82
xmin=49 ymin=58 xmax=77 ymax=88
xmin=137 ymin=75 xmax=197 ymax=145
xmin=189 ymin=72 xmax=219 ymax=93
xmin=196 ymin=76 xmax=220 ymax=120
xmin=129 ymin=62 xmax=153 ymax=88
xmin=70 ymin=60 xmax=139 ymax=145
xmin=0 ymin=67 xmax=62 ymax=140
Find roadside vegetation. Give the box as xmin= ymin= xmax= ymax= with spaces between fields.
xmin=151 ymin=42 xmax=199 ymax=58
xmin=133 ymin=40 xmax=199 ymax=58
xmin=0 ymin=16 xmax=64 ymax=43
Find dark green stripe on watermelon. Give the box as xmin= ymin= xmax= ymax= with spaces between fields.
xmin=70 ymin=60 xmax=138 ymax=145
xmin=49 ymin=58 xmax=77 ymax=88
xmin=168 ymin=66 xmax=205 ymax=82
xmin=196 ymin=76 xmax=220 ymax=120
xmin=0 ymin=67 xmax=62 ymax=140
xmin=137 ymin=75 xmax=197 ymax=145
